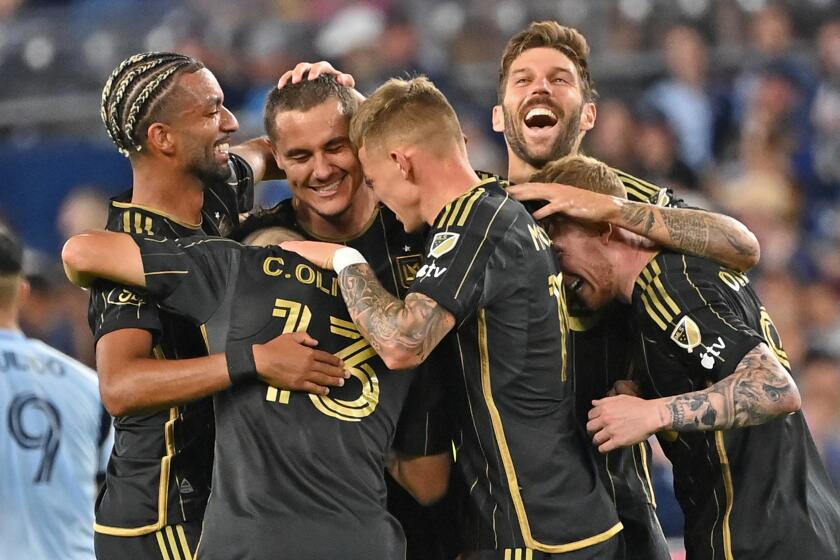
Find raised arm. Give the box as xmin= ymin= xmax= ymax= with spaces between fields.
xmin=508 ymin=183 xmax=760 ymax=272
xmin=282 ymin=241 xmax=456 ymax=370
xmin=586 ymin=343 xmax=800 ymax=453
xmin=62 ymin=231 xmax=146 ymax=289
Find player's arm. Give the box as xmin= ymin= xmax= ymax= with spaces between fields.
xmin=62 ymin=231 xmax=145 ymax=289
xmin=231 ymin=135 xmax=285 ymax=181
xmin=587 ymin=343 xmax=800 ymax=453
xmin=508 ymin=183 xmax=760 ymax=272
xmin=387 ymin=451 xmax=451 ymax=505
xmin=281 ymin=241 xmax=455 ymax=370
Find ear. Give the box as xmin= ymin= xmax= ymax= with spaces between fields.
xmin=579 ymin=101 xmax=596 ymax=133
xmin=598 ymin=222 xmax=613 ymax=244
xmin=492 ymin=105 xmax=505 ymax=133
xmin=390 ymin=150 xmax=412 ymax=181
xmin=145 ymin=123 xmax=176 ymax=156
xmin=17 ymin=278 xmax=30 ymax=307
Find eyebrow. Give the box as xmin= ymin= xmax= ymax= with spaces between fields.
xmin=510 ymin=67 xmax=575 ymax=77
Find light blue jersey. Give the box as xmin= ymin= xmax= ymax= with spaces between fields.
xmin=0 ymin=329 xmax=112 ymax=559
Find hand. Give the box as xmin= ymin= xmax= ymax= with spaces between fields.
xmin=507 ymin=182 xmax=623 ymax=223
xmin=252 ymin=332 xmax=349 ymax=396
xmin=281 ymin=240 xmax=345 ymax=270
xmin=277 ymin=61 xmax=355 ymax=89
xmin=607 ymin=379 xmax=640 ymax=397
xmin=586 ymin=395 xmax=665 ymax=453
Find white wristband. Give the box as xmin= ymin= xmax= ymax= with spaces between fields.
xmin=333 ymin=247 xmax=367 ymax=273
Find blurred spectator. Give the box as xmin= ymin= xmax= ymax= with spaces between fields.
xmin=644 ymin=24 xmax=715 ymax=171
xmin=798 ymin=352 xmax=840 ymax=488
xmin=633 ymin=105 xmax=700 ymax=193
xmin=585 ymin=97 xmax=637 ymax=171
xmin=56 ymin=186 xmax=108 ymax=238
xmin=811 ymin=19 xmax=840 ymax=190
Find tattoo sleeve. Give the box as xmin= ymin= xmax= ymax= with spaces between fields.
xmin=617 ymin=201 xmax=760 ymax=272
xmin=338 ymin=264 xmax=455 ymax=368
xmin=663 ymin=344 xmax=800 ymax=432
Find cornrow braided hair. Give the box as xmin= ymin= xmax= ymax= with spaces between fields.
xmin=101 ymin=52 xmax=204 ymax=157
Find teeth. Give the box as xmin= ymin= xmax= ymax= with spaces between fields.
xmin=526 ymin=107 xmax=556 ymax=120
xmin=311 ymin=179 xmax=341 ymax=193
xmin=215 ymin=143 xmax=229 ymax=153
xmin=570 ymin=278 xmax=583 ymax=292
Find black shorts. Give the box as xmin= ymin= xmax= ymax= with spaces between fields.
xmin=616 ymin=503 xmax=671 ymax=560
xmin=462 ymin=533 xmax=620 ymax=560
xmin=95 ymin=522 xmax=200 ymax=560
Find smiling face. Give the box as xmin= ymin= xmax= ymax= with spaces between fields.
xmin=494 ymin=47 xmax=595 ymax=170
xmin=169 ymin=68 xmax=239 ymax=185
xmin=547 ymin=216 xmax=617 ymax=311
xmin=271 ymin=99 xmax=365 ymax=221
xmin=357 ymin=144 xmax=424 ymax=233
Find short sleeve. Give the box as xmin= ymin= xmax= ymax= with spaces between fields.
xmin=391 ymin=350 xmax=452 ymax=457
xmin=88 ymin=280 xmax=163 ymax=344
xmin=137 ymin=236 xmax=242 ymax=325
xmin=409 ymin=189 xmax=519 ymax=323
xmin=633 ymin=255 xmax=763 ymax=382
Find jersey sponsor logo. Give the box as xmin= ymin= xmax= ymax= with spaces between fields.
xmin=179 ymin=478 xmax=195 ymax=494
xmin=395 ymin=254 xmax=423 ymax=288
xmin=429 ymin=232 xmax=459 ymax=258
xmin=700 ymin=337 xmax=726 ymax=369
xmin=106 ymin=288 xmax=146 ymax=307
xmin=670 ymin=316 xmax=702 ymax=353
xmin=416 ymin=262 xmax=447 ymax=279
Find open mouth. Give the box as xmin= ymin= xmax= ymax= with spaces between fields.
xmin=564 ymin=275 xmax=584 ymax=294
xmin=523 ymin=107 xmax=559 ymax=129
xmin=309 ymin=174 xmax=345 ymax=196
xmin=214 ymin=142 xmax=230 ymax=159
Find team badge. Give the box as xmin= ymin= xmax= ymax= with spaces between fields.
xmin=429 ymin=232 xmax=459 ymax=258
xmin=670 ymin=316 xmax=701 ymax=353
xmin=396 ymin=254 xmax=423 ymax=288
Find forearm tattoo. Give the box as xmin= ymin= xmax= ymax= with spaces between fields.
xmin=338 ymin=264 xmax=452 ymax=363
xmin=664 ymin=344 xmax=797 ymax=432
xmin=619 ymin=203 xmax=657 ymax=235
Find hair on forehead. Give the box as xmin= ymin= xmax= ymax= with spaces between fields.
xmin=530 ymin=154 xmax=626 ymax=199
xmin=101 ymin=52 xmax=205 ymax=157
xmin=349 ymin=75 xmax=463 ymax=155
xmin=498 ymin=21 xmax=597 ymax=104
xmin=263 ymin=73 xmax=359 ymax=142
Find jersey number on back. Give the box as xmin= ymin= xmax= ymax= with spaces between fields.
xmin=265 ymin=299 xmax=380 ymax=422
xmin=8 ymin=393 xmax=62 ymax=483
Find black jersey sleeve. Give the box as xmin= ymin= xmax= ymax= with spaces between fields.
xmin=633 ymin=254 xmax=764 ymax=383
xmin=612 ymin=167 xmax=688 ymax=208
xmin=409 ymin=185 xmax=519 ymax=323
xmin=135 ymin=235 xmax=242 ymax=325
xmin=391 ymin=351 xmax=451 ymax=457
xmin=88 ymin=279 xmax=163 ymax=344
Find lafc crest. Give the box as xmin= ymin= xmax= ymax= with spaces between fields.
xmin=396 ymin=254 xmax=423 ymax=289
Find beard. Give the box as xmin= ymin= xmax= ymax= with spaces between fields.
xmin=189 ymin=150 xmax=233 ymax=188
xmin=503 ymin=99 xmax=583 ymax=170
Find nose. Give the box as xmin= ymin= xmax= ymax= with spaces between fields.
xmin=528 ymin=76 xmax=551 ymax=97
xmin=221 ymin=105 xmax=239 ymax=133
xmin=312 ymin=152 xmax=332 ymax=181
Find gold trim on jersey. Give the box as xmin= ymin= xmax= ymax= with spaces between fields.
xmin=478 ymin=310 xmax=623 ymax=553
xmin=295 ymin=204 xmax=381 ymax=243
xmin=112 ymin=201 xmax=203 ymax=230
xmin=95 ymin=349 xmax=180 ymax=536
xmin=504 ymin=548 xmax=534 ymax=560
xmin=613 ymin=169 xmax=664 ymax=204
xmin=636 ymin=255 xmax=682 ymax=331
xmin=435 ymin=177 xmax=495 ymax=229
xmin=638 ymin=442 xmax=657 ymax=509
xmin=454 ymin=194 xmax=508 ymax=300
xmin=714 ymin=431 xmax=735 ymax=560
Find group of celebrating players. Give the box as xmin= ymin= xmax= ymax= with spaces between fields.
xmin=59 ymin=19 xmax=840 ymax=560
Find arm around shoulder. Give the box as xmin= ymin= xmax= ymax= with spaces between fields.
xmin=62 ymin=231 xmax=146 ymax=289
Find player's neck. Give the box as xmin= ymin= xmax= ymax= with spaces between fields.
xmin=507 ymin=151 xmax=538 ymax=185
xmin=0 ymin=310 xmax=18 ymax=330
xmin=295 ymin=185 xmax=379 ymax=241
xmin=421 ymin=154 xmax=481 ymax=226
xmin=130 ymin=165 xmax=204 ymax=225
xmin=614 ymin=242 xmax=659 ymax=303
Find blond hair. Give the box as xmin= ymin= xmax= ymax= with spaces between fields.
xmin=349 ymin=76 xmax=463 ymax=155
xmin=531 ymin=154 xmax=626 ymax=198
xmin=498 ymin=21 xmax=596 ymax=103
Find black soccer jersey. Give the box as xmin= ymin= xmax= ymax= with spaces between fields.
xmin=410 ymin=177 xmax=622 ymax=554
xmin=136 ymin=236 xmax=427 ymax=559
xmin=88 ymin=154 xmax=254 ymax=536
xmin=630 ymin=252 xmax=840 ymax=559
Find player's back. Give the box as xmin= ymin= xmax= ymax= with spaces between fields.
xmin=0 ymin=330 xmax=109 ymax=559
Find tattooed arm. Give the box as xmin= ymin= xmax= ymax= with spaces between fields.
xmin=586 ymin=343 xmax=800 ymax=453
xmin=508 ymin=183 xmax=760 ymax=272
xmin=339 ymin=264 xmax=456 ymax=370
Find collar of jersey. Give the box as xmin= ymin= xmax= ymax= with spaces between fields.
xmin=111 ymin=200 xmax=203 ymax=230
xmin=295 ymin=204 xmax=381 ymax=243
xmin=0 ymin=329 xmax=25 ymax=340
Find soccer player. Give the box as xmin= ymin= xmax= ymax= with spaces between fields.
xmin=536 ymin=154 xmax=840 ymax=559
xmin=230 ymin=72 xmax=461 ymax=560
xmin=90 ymin=52 xmax=347 ymax=559
xmin=494 ymin=22 xmax=762 ymax=560
xmin=62 ymin=225 xmax=451 ymax=558
xmin=0 ymin=230 xmax=113 ymax=559
xmin=284 ymin=76 xmax=623 ymax=559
